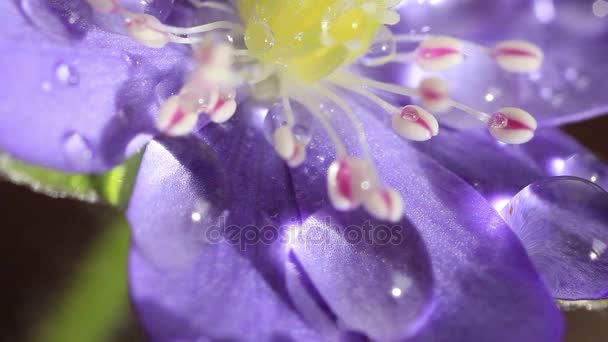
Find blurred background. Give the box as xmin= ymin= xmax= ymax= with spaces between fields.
xmin=1 ymin=116 xmax=607 ymax=342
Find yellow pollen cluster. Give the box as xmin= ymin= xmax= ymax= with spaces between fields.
xmin=238 ymin=0 xmax=392 ymax=82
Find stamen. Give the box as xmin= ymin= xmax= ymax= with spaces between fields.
xmin=188 ymin=0 xmax=236 ymax=13
xmin=327 ymin=157 xmax=379 ymax=211
xmin=488 ymin=108 xmax=538 ymax=144
xmin=86 ymin=0 xmax=118 ymax=13
xmin=273 ymin=126 xmax=307 ymax=167
xmin=156 ymin=96 xmax=199 ymax=136
xmin=492 ymin=40 xmax=544 ymax=73
xmin=415 ymin=36 xmax=464 ymax=71
xmin=364 ymin=187 xmax=404 ymax=223
xmin=392 ymin=105 xmax=439 ymax=141
xmin=418 ymin=77 xmax=451 ymax=113
xmin=125 ymin=14 xmax=170 ymax=48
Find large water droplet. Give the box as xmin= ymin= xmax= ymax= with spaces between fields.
xmin=244 ymin=21 xmax=275 ymax=53
xmin=63 ymin=132 xmax=94 ymax=166
xmin=558 ymin=153 xmax=607 ymax=190
xmin=502 ymin=177 xmax=608 ymax=299
xmin=263 ymin=102 xmax=313 ymax=145
xmin=360 ymin=26 xmax=396 ymax=67
xmin=54 ymin=62 xmax=80 ymax=86
xmin=289 ymin=211 xmax=434 ymax=341
xmin=20 ymin=0 xmax=91 ymax=41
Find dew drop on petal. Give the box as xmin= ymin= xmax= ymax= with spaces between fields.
xmin=62 ymin=132 xmax=94 ymax=166
xmin=54 ymin=62 xmax=80 ymax=86
xmin=559 ymin=153 xmax=608 ymax=190
xmin=502 ymin=177 xmax=608 ymax=299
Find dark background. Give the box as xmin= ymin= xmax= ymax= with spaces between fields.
xmin=1 ymin=116 xmax=607 ymax=342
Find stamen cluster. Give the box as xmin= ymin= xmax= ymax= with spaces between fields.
xmin=87 ymin=0 xmax=544 ymax=222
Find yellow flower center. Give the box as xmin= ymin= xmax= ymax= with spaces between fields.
xmin=238 ymin=0 xmax=385 ymax=82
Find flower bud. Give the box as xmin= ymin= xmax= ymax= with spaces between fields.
xmin=488 ymin=107 xmax=537 ymax=144
xmin=392 ymin=105 xmax=439 ymax=141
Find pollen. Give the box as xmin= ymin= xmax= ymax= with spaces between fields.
xmin=238 ymin=0 xmax=394 ymax=82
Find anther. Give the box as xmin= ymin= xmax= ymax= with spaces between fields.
xmin=418 ymin=77 xmax=451 ymax=113
xmin=492 ymin=40 xmax=544 ymax=73
xmin=392 ymin=105 xmax=439 ymax=141
xmin=86 ymin=0 xmax=118 ymax=13
xmin=157 ymin=96 xmax=199 ymax=136
xmin=273 ymin=126 xmax=306 ymax=167
xmin=125 ymin=14 xmax=170 ymax=48
xmin=416 ymin=36 xmax=464 ymax=71
xmin=206 ymin=90 xmax=237 ymax=124
xmin=363 ymin=187 xmax=404 ymax=223
xmin=488 ymin=107 xmax=537 ymax=144
xmin=327 ymin=157 xmax=379 ymax=211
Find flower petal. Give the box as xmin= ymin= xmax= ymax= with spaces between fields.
xmin=392 ymin=0 xmax=608 ymax=127
xmin=287 ymin=99 xmax=564 ymax=341
xmin=0 ymin=1 xmax=186 ymax=172
xmin=502 ymin=177 xmax=608 ymax=300
xmin=128 ymin=107 xmax=326 ymax=341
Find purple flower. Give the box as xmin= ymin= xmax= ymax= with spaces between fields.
xmin=2 ymin=0 xmax=608 ymax=341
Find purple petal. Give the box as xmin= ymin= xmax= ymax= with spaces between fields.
xmin=288 ymin=98 xmax=563 ymax=341
xmin=501 ymin=177 xmax=608 ymax=299
xmin=413 ymin=127 xmax=595 ymax=203
xmin=0 ymin=1 xmax=187 ymax=172
xmin=128 ymin=108 xmax=327 ymax=341
xmin=391 ymin=0 xmax=608 ymax=127
xmin=288 ymin=210 xmax=434 ymax=341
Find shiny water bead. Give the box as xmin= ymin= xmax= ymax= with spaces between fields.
xmin=237 ymin=0 xmax=387 ymax=81
xmin=392 ymin=105 xmax=439 ymax=141
xmin=363 ymin=188 xmax=404 ymax=223
xmin=125 ymin=14 xmax=169 ymax=48
xmin=360 ymin=26 xmax=396 ymax=67
xmin=418 ymin=77 xmax=450 ymax=113
xmin=493 ymin=40 xmax=544 ymax=73
xmin=501 ymin=177 xmax=608 ymax=299
xmin=327 ymin=157 xmax=379 ymax=211
xmin=86 ymin=0 xmax=118 ymax=13
xmin=416 ymin=36 xmax=464 ymax=71
xmin=157 ymin=95 xmax=199 ymax=136
xmin=488 ymin=108 xmax=537 ymax=144
xmin=559 ymin=154 xmax=608 ymax=190
xmin=273 ymin=126 xmax=306 ymax=167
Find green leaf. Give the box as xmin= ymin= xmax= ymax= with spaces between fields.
xmin=30 ymin=215 xmax=132 ymax=342
xmin=0 ymin=152 xmax=143 ymax=209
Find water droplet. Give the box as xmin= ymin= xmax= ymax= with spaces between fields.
xmin=502 ymin=177 xmax=608 ymax=299
xmin=121 ymin=0 xmax=175 ymax=19
xmin=360 ymin=27 xmax=396 ymax=67
xmin=54 ymin=63 xmax=80 ymax=86
xmin=63 ymin=132 xmax=93 ymax=165
xmin=489 ymin=112 xmax=508 ymax=129
xmin=292 ymin=124 xmax=311 ymax=145
xmin=20 ymin=0 xmax=91 ymax=41
xmin=244 ymin=21 xmax=275 ymax=53
xmin=559 ymin=153 xmax=607 ymax=190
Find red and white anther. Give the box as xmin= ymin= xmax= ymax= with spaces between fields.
xmin=416 ymin=36 xmax=464 ymax=71
xmin=205 ymin=89 xmax=237 ymax=124
xmin=86 ymin=0 xmax=119 ymax=13
xmin=392 ymin=105 xmax=439 ymax=141
xmin=194 ymin=42 xmax=235 ymax=68
xmin=363 ymin=187 xmax=404 ymax=223
xmin=156 ymin=95 xmax=200 ymax=136
xmin=488 ymin=107 xmax=538 ymax=144
xmin=327 ymin=157 xmax=379 ymax=211
xmin=492 ymin=40 xmax=544 ymax=73
xmin=125 ymin=14 xmax=170 ymax=49
xmin=418 ymin=77 xmax=451 ymax=113
xmin=273 ymin=126 xmax=307 ymax=167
